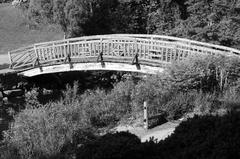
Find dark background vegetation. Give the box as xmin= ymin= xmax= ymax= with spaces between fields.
xmin=15 ymin=0 xmax=240 ymax=48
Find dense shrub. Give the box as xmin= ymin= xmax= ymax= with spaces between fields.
xmin=80 ymin=89 xmax=117 ymax=128
xmin=0 ymin=142 xmax=20 ymax=159
xmin=159 ymin=112 xmax=240 ymax=159
xmin=0 ymin=0 xmax=11 ymax=3
xmin=76 ymin=132 xmax=141 ymax=159
xmin=163 ymin=91 xmax=196 ymax=120
xmin=80 ymin=79 xmax=136 ymax=128
xmin=221 ymin=85 xmax=240 ymax=112
xmin=192 ymin=92 xmax=220 ymax=115
xmin=3 ymin=83 xmax=91 ymax=159
xmin=132 ymin=74 xmax=173 ymax=116
xmin=168 ymin=55 xmax=240 ymax=93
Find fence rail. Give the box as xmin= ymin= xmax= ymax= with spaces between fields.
xmin=8 ymin=34 xmax=240 ymax=70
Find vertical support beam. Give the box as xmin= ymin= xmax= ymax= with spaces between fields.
xmin=34 ymin=58 xmax=42 ymax=72
xmin=67 ymin=40 xmax=70 ymax=57
xmin=65 ymin=54 xmax=73 ymax=69
xmin=132 ymin=53 xmax=140 ymax=70
xmin=151 ymin=37 xmax=153 ymax=51
xmin=100 ymin=38 xmax=103 ymax=54
xmin=143 ymin=101 xmax=148 ymax=129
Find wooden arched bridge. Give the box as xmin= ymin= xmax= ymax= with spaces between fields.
xmin=8 ymin=34 xmax=240 ymax=77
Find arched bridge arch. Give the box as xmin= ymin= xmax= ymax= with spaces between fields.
xmin=8 ymin=34 xmax=240 ymax=77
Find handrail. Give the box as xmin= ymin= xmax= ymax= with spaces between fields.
xmin=8 ymin=34 xmax=240 ymax=71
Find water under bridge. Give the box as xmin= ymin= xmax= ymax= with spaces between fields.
xmin=7 ymin=34 xmax=240 ymax=77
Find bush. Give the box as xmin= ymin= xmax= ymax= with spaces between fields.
xmin=0 ymin=143 xmax=20 ymax=159
xmin=193 ymin=91 xmax=220 ymax=115
xmin=3 ymin=83 xmax=90 ymax=159
xmin=221 ymin=85 xmax=240 ymax=112
xmin=168 ymin=55 xmax=240 ymax=93
xmin=80 ymin=79 xmax=136 ymax=128
xmin=76 ymin=131 xmax=141 ymax=159
xmin=132 ymin=74 xmax=173 ymax=115
xmin=159 ymin=112 xmax=240 ymax=159
xmin=163 ymin=91 xmax=196 ymax=120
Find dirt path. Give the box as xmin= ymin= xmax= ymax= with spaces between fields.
xmin=113 ymin=121 xmax=180 ymax=142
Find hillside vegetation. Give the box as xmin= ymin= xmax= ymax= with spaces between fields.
xmin=0 ymin=3 xmax=63 ymax=55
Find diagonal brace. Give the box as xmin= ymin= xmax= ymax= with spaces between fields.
xmin=97 ymin=52 xmax=105 ymax=67
xmin=132 ymin=53 xmax=140 ymax=70
xmin=65 ymin=54 xmax=73 ymax=69
xmin=33 ymin=58 xmax=42 ymax=72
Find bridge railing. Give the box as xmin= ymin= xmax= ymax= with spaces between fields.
xmin=8 ymin=34 xmax=240 ymax=70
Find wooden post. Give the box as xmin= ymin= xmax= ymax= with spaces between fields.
xmin=34 ymin=58 xmax=42 ymax=72
xmin=143 ymin=101 xmax=148 ymax=129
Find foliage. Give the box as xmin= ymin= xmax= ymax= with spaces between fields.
xmin=159 ymin=112 xmax=240 ymax=159
xmin=25 ymin=87 xmax=41 ymax=108
xmin=163 ymin=91 xmax=197 ymax=120
xmin=54 ymin=129 xmax=97 ymax=159
xmin=0 ymin=0 xmax=11 ymax=3
xmin=168 ymin=55 xmax=240 ymax=92
xmin=220 ymin=84 xmax=240 ymax=112
xmin=76 ymin=131 xmax=141 ymax=159
xmin=14 ymin=0 xmax=240 ymax=48
xmin=172 ymin=0 xmax=240 ymax=48
xmin=0 ymin=143 xmax=21 ymax=159
xmin=3 ymin=83 xmax=90 ymax=159
xmin=80 ymin=79 xmax=135 ymax=128
xmin=192 ymin=91 xmax=220 ymax=115
xmin=132 ymin=74 xmax=173 ymax=113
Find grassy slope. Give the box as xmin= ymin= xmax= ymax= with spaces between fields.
xmin=0 ymin=3 xmax=64 ymax=55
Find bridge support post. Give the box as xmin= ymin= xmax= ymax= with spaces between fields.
xmin=65 ymin=54 xmax=73 ymax=69
xmin=97 ymin=52 xmax=105 ymax=68
xmin=132 ymin=53 xmax=140 ymax=70
xmin=33 ymin=58 xmax=42 ymax=72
